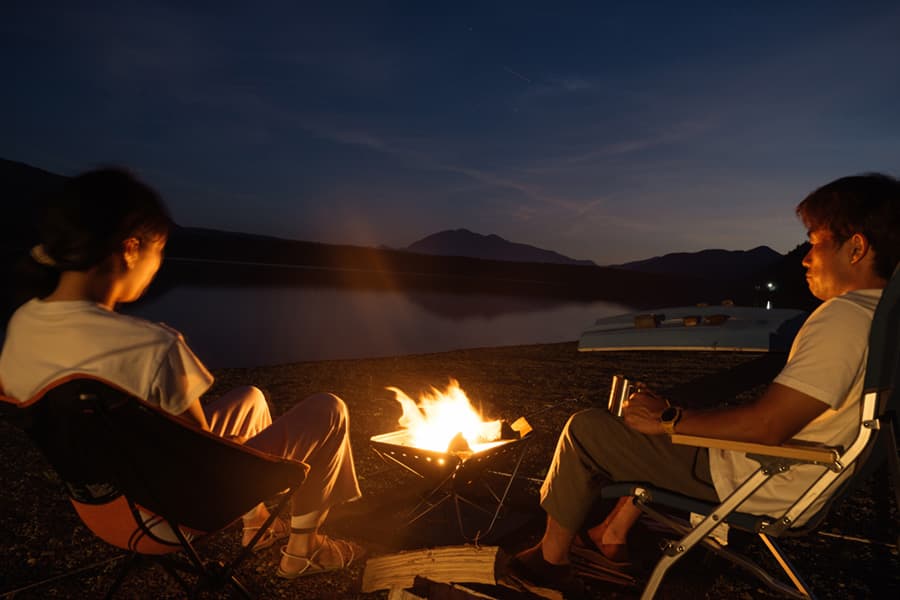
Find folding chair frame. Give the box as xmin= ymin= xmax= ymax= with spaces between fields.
xmin=100 ymin=489 xmax=295 ymax=599
xmin=2 ymin=376 xmax=309 ymax=599
xmin=605 ymin=389 xmax=898 ymax=599
xmin=604 ymin=265 xmax=900 ymax=599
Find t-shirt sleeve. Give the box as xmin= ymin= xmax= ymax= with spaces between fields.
xmin=149 ymin=334 xmax=214 ymax=415
xmin=774 ymin=298 xmax=871 ymax=410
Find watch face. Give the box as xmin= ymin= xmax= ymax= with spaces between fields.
xmin=661 ymin=407 xmax=678 ymax=422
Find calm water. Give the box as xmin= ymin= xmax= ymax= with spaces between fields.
xmin=121 ymin=284 xmax=632 ymax=368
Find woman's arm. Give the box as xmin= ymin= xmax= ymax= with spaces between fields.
xmin=178 ymin=398 xmax=211 ymax=431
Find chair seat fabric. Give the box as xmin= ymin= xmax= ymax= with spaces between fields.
xmin=71 ymin=496 xmax=197 ymax=555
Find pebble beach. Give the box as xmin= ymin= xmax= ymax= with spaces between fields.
xmin=2 ymin=342 xmax=897 ymax=599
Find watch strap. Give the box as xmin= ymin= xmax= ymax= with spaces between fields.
xmin=660 ymin=406 xmax=683 ymax=435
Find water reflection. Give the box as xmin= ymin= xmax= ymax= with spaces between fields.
xmin=123 ymin=284 xmax=631 ymax=368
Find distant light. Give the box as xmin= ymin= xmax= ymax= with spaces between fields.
xmin=766 ymin=281 xmax=777 ymax=291
xmin=766 ymin=300 xmax=772 ymax=310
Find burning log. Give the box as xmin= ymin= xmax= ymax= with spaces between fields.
xmin=385 ymin=379 xmax=504 ymax=453
xmin=447 ymin=432 xmax=472 ymax=454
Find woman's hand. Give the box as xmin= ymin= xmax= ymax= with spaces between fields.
xmin=622 ymin=385 xmax=669 ymax=435
xmin=179 ymin=398 xmax=211 ymax=432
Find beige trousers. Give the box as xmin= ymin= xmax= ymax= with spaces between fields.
xmin=204 ymin=387 xmax=361 ymax=516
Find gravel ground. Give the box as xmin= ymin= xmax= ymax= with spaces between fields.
xmin=1 ymin=342 xmax=897 ymax=599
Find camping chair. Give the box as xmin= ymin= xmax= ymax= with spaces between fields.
xmin=0 ymin=375 xmax=309 ymax=599
xmin=603 ymin=266 xmax=900 ymax=599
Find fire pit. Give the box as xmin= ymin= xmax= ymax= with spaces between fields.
xmin=370 ymin=380 xmax=534 ymax=540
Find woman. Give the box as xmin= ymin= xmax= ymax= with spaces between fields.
xmin=0 ymin=167 xmax=363 ymax=578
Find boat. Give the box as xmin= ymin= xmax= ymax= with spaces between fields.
xmin=578 ymin=305 xmax=808 ymax=353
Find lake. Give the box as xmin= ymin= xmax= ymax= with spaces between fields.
xmin=121 ymin=283 xmax=633 ymax=368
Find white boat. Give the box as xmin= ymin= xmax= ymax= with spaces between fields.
xmin=578 ymin=305 xmax=808 ymax=352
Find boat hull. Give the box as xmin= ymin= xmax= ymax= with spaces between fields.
xmin=578 ymin=306 xmax=808 ymax=353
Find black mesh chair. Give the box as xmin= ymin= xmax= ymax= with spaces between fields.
xmin=1 ymin=375 xmax=309 ymax=598
xmin=602 ymin=266 xmax=900 ymax=599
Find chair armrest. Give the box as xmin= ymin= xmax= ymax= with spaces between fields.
xmin=670 ymin=433 xmax=841 ymax=464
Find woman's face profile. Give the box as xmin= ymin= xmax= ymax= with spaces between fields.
xmin=119 ymin=236 xmax=166 ymax=303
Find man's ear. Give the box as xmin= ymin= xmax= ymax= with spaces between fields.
xmin=121 ymin=237 xmax=141 ymax=269
xmin=848 ymin=233 xmax=870 ymax=265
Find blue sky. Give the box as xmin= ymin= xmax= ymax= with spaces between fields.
xmin=3 ymin=1 xmax=899 ymax=264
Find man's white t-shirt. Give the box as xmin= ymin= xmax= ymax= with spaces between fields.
xmin=709 ymin=288 xmax=882 ymax=523
xmin=0 ymin=299 xmax=213 ymax=414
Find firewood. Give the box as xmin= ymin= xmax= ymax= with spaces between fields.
xmin=569 ymin=546 xmax=638 ymax=588
xmin=361 ymin=545 xmax=503 ymax=593
xmin=408 ymin=576 xmax=501 ymax=599
xmin=390 ymin=575 xmax=560 ymax=600
xmin=387 ymin=587 xmax=426 ymax=600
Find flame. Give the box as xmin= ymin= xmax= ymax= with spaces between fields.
xmin=386 ymin=378 xmax=502 ymax=453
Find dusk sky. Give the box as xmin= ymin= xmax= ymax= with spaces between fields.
xmin=4 ymin=1 xmax=899 ymax=264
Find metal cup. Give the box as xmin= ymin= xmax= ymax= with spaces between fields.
xmin=608 ymin=374 xmax=635 ymax=417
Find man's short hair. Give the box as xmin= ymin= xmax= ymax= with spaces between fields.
xmin=797 ymin=173 xmax=900 ymax=280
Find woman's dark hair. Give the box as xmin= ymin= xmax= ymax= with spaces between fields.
xmin=16 ymin=167 xmax=173 ymax=303
xmin=796 ymin=173 xmax=900 ymax=280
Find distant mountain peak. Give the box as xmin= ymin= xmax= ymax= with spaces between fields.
xmin=406 ymin=229 xmax=596 ymax=266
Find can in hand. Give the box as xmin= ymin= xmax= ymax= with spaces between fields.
xmin=608 ymin=374 xmax=635 ymax=417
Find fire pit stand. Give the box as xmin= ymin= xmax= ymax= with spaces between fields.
xmin=370 ymin=419 xmax=533 ymax=541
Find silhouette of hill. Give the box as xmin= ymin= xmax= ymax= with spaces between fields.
xmin=610 ymin=246 xmax=782 ymax=281
xmin=406 ymin=229 xmax=595 ymax=266
xmin=0 ymin=159 xmax=66 ymax=262
xmin=158 ymin=226 xmax=731 ymax=307
xmin=754 ymin=243 xmax=819 ymax=311
xmin=1 ymin=158 xmax=813 ymax=321
xmin=609 ymin=245 xmax=817 ymax=311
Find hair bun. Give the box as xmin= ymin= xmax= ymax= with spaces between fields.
xmin=30 ymin=245 xmax=58 ymax=268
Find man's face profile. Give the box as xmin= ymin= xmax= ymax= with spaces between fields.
xmin=802 ymin=228 xmax=853 ymax=301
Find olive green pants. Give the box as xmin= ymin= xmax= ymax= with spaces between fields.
xmin=540 ymin=408 xmax=719 ymax=531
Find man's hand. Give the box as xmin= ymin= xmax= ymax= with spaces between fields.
xmin=620 ymin=382 xmax=830 ymax=444
xmin=622 ymin=386 xmax=669 ymax=435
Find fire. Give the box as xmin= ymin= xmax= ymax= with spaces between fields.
xmin=386 ymin=378 xmax=502 ymax=453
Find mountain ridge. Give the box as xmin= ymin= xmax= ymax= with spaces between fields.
xmin=610 ymin=246 xmax=783 ymax=281
xmin=1 ymin=158 xmax=816 ymax=313
xmin=405 ymin=228 xmax=596 ymax=266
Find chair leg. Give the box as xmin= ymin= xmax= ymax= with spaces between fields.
xmin=636 ymin=468 xmax=776 ymax=599
xmin=883 ymin=420 xmax=900 ymax=528
xmin=193 ymin=560 xmax=253 ymax=600
xmin=154 ymin=555 xmax=198 ymax=596
xmin=758 ymin=534 xmax=816 ymax=599
xmin=104 ymin=553 xmax=138 ymax=599
xmin=637 ymin=504 xmax=727 ymax=599
xmin=226 ymin=571 xmax=253 ymax=599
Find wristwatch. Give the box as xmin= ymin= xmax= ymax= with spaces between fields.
xmin=659 ymin=406 xmax=683 ymax=435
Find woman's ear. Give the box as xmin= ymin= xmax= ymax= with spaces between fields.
xmin=121 ymin=237 xmax=141 ymax=270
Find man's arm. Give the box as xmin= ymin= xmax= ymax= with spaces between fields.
xmin=624 ymin=382 xmax=829 ymax=445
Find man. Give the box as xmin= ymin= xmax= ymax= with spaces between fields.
xmin=511 ymin=173 xmax=900 ymax=596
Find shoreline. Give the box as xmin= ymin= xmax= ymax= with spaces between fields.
xmin=2 ymin=342 xmax=896 ymax=599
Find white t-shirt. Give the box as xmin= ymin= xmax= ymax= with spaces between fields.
xmin=709 ymin=288 xmax=882 ymax=523
xmin=0 ymin=299 xmax=213 ymax=415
